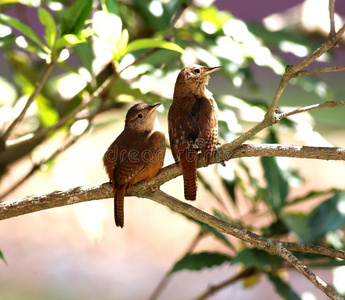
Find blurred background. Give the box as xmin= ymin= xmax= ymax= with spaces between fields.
xmin=1 ymin=0 xmax=345 ymax=299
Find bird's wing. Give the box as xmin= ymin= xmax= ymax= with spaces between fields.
xmin=114 ymin=158 xmax=147 ymax=188
xmin=192 ymin=96 xmax=218 ymax=164
xmin=168 ymin=97 xmax=199 ymax=162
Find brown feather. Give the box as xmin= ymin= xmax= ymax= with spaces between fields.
xmin=168 ymin=64 xmax=220 ymax=201
xmin=179 ymin=150 xmax=198 ymax=200
xmin=114 ymin=186 xmax=125 ymax=228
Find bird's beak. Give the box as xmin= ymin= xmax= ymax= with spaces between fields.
xmin=147 ymin=103 xmax=161 ymax=115
xmin=204 ymin=66 xmax=222 ymax=75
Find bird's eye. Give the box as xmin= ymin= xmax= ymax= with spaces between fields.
xmin=138 ymin=113 xmax=143 ymax=119
xmin=193 ymin=69 xmax=200 ymax=74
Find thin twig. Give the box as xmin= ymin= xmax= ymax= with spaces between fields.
xmin=164 ymin=1 xmax=188 ymax=41
xmin=329 ymin=0 xmax=337 ymax=41
xmin=193 ymin=267 xmax=256 ymax=300
xmin=0 ymin=61 xmax=56 ymax=142
xmin=276 ymin=101 xmax=345 ymax=120
xmin=276 ymin=245 xmax=342 ymax=300
xmin=227 ymin=24 xmax=345 ymax=154
xmin=296 ymin=66 xmax=345 ymax=76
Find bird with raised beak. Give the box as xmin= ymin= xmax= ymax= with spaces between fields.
xmin=168 ymin=64 xmax=221 ymax=201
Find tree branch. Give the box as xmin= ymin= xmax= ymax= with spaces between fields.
xmin=2 ymin=143 xmax=345 ymax=219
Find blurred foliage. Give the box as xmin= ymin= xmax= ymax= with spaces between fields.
xmin=1 ymin=0 xmax=345 ymax=299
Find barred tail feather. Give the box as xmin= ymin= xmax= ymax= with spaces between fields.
xmin=114 ymin=187 xmax=125 ymax=228
xmin=180 ymin=150 xmax=198 ymax=201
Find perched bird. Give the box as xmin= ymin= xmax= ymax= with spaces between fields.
xmin=168 ymin=64 xmax=221 ymax=201
xmin=103 ymin=103 xmax=166 ymax=228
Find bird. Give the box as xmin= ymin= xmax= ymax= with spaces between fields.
xmin=103 ymin=103 xmax=166 ymax=228
xmin=168 ymin=64 xmax=221 ymax=201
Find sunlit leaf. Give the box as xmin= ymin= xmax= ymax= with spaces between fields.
xmin=55 ymin=34 xmax=86 ymax=49
xmin=113 ymin=29 xmax=129 ymax=61
xmin=36 ymin=94 xmax=59 ymax=127
xmin=267 ymin=273 xmax=300 ymax=300
xmin=38 ymin=7 xmax=56 ymax=49
xmin=0 ymin=13 xmax=47 ymax=52
xmin=125 ymin=38 xmax=184 ymax=55
xmin=170 ymin=252 xmax=232 ymax=274
xmin=60 ymin=0 xmax=93 ymax=36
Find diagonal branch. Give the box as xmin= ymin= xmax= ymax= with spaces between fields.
xmin=146 ymin=191 xmax=343 ymax=299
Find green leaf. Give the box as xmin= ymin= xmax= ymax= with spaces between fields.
xmin=170 ymin=252 xmax=232 ymax=274
xmin=281 ymin=212 xmax=309 ymax=242
xmin=55 ymin=34 xmax=86 ymax=49
xmin=36 ymin=94 xmax=59 ymax=127
xmin=261 ymin=156 xmax=288 ymax=212
xmin=305 ymin=191 xmax=345 ymax=243
xmin=125 ymin=38 xmax=184 ymax=54
xmin=232 ymin=248 xmax=284 ymax=270
xmin=0 ymin=250 xmax=7 ymax=266
xmin=74 ymin=41 xmax=94 ymax=77
xmin=0 ymin=13 xmax=47 ymax=52
xmin=101 ymin=0 xmax=120 ymax=16
xmin=38 ymin=7 xmax=56 ymax=49
xmin=186 ymin=217 xmax=234 ymax=249
xmin=60 ymin=0 xmax=93 ymax=36
xmin=267 ymin=273 xmax=301 ymax=300
xmin=113 ymin=28 xmax=129 ymax=61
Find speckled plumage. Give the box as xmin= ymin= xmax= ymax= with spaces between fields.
xmin=168 ymin=65 xmax=220 ymax=201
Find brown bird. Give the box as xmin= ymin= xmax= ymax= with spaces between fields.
xmin=103 ymin=103 xmax=166 ymax=228
xmin=168 ymin=64 xmax=221 ymax=201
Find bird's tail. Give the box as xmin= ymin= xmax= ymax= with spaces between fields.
xmin=180 ymin=150 xmax=198 ymax=201
xmin=114 ymin=187 xmax=125 ymax=228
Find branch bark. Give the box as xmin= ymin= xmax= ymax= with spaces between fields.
xmin=2 ymin=143 xmax=345 ymax=219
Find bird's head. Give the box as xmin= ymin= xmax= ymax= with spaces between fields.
xmin=125 ymin=103 xmax=161 ymax=132
xmin=175 ymin=64 xmax=222 ymax=97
